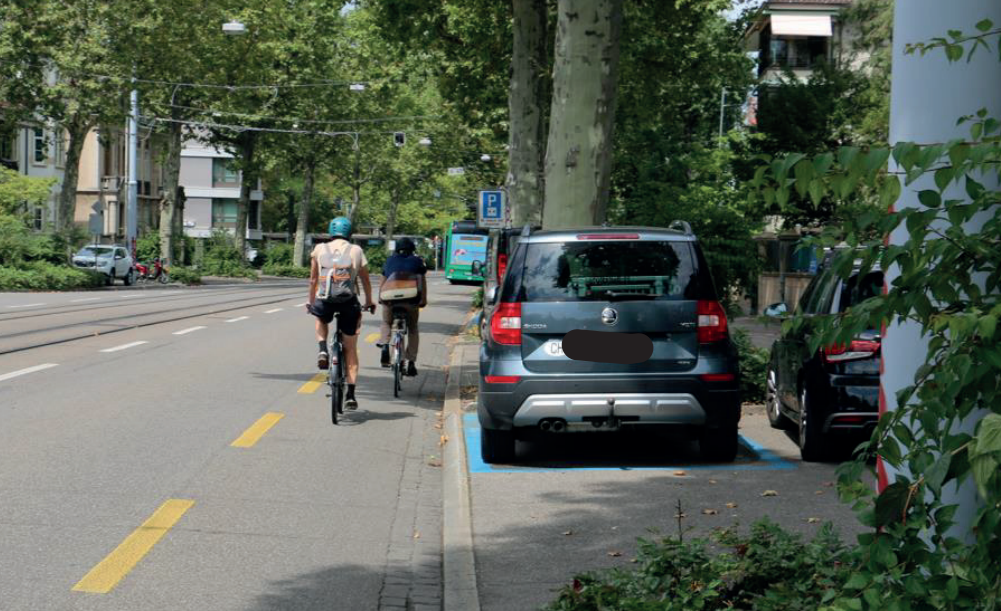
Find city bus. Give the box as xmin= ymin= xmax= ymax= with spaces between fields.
xmin=445 ymin=220 xmax=488 ymax=283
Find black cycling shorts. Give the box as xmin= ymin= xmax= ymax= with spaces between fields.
xmin=310 ymin=298 xmax=362 ymax=335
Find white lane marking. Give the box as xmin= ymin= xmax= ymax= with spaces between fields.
xmin=172 ymin=326 xmax=206 ymax=336
xmin=71 ymin=297 xmax=101 ymax=303
xmin=0 ymin=363 xmax=59 ymax=383
xmin=295 ymin=302 xmax=308 ymax=307
xmin=120 ymin=295 xmax=144 ymax=299
xmin=100 ymin=341 xmax=149 ymax=353
xmin=6 ymin=303 xmax=46 ymax=309
xmin=264 ymin=308 xmax=283 ymax=314
xmin=226 ymin=316 xmax=249 ymax=323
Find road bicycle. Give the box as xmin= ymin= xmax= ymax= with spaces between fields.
xmin=389 ymin=305 xmax=409 ymax=398
xmin=326 ymin=304 xmax=375 ymax=424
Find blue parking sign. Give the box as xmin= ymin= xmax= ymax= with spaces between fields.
xmin=478 ymin=190 xmax=506 ymax=228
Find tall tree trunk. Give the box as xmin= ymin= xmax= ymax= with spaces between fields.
xmin=543 ymin=0 xmax=623 ymax=229
xmin=57 ymin=119 xmax=90 ymax=235
xmin=293 ymin=160 xmax=315 ymax=267
xmin=175 ymin=187 xmax=186 ymax=265
xmin=159 ymin=118 xmax=182 ymax=264
xmin=507 ymin=0 xmax=549 ymax=227
xmin=235 ymin=133 xmax=257 ymax=256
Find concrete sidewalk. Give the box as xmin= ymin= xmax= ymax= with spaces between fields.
xmin=731 ymin=315 xmax=783 ymax=350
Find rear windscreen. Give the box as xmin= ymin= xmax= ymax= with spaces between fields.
xmin=519 ymin=241 xmax=699 ymax=302
xmin=839 ymin=270 xmax=884 ymax=311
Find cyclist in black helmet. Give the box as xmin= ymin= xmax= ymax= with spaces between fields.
xmin=377 ymin=237 xmax=428 ymax=376
xmin=308 ymin=217 xmax=375 ymax=410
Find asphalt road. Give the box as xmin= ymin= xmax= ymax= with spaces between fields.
xmin=0 ymin=276 xmax=476 ymax=611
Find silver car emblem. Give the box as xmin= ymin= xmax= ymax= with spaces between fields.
xmin=601 ymin=308 xmax=618 ymax=326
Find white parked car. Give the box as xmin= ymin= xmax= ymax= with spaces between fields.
xmin=72 ymin=245 xmax=135 ymax=286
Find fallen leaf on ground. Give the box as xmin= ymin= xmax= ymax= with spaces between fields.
xmin=726 ymin=502 xmax=738 ymax=509
xmin=807 ymin=518 xmax=821 ymax=524
xmin=674 ymin=470 xmax=687 ymax=477
xmin=761 ymin=490 xmax=779 ymax=497
xmin=815 ymin=490 xmax=825 ymax=495
xmin=414 ymin=531 xmax=421 ymax=539
xmin=674 ymin=512 xmax=687 ymax=519
xmin=611 ymin=526 xmax=618 ymax=531
xmin=708 ymin=479 xmax=718 ymax=484
xmin=702 ymin=509 xmax=718 ymax=515
xmin=434 ymin=423 xmax=443 ymax=430
xmin=439 ymin=434 xmax=449 ymax=446
xmin=562 ymin=530 xmax=574 ymax=536
xmin=427 ymin=457 xmax=443 ymax=467
xmin=607 ymin=551 xmax=623 ymax=558
xmin=823 ymin=481 xmax=835 ymax=487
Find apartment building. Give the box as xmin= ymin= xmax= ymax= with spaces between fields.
xmin=0 ymin=124 xmax=66 ymax=230
xmin=178 ymin=138 xmax=263 ymax=246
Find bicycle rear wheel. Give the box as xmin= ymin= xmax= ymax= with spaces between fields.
xmin=392 ymin=332 xmax=403 ymax=397
xmin=329 ymin=346 xmax=343 ymax=424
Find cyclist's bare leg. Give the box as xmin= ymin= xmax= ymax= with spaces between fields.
xmin=342 ymin=333 xmax=360 ymax=385
xmin=315 ymin=319 xmax=329 ymax=344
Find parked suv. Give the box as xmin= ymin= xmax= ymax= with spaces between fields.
xmin=478 ymin=225 xmax=741 ymax=464
xmin=72 ymin=245 xmax=135 ymax=286
xmin=766 ymin=260 xmax=883 ymax=461
xmin=478 ymin=226 xmax=539 ymax=337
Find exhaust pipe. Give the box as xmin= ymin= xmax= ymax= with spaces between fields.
xmin=539 ymin=420 xmax=552 ymax=432
xmin=552 ymin=420 xmax=566 ymax=433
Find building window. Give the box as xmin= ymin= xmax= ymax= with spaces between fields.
xmin=248 ymin=201 xmax=259 ymax=230
xmin=212 ymin=159 xmax=240 ymax=187
xmin=212 ymin=198 xmax=239 ymax=229
xmin=0 ymin=132 xmax=15 ymax=161
xmin=769 ymin=37 xmax=828 ymax=69
xmin=33 ymin=207 xmax=44 ymax=231
xmin=33 ymin=128 xmax=47 ymax=164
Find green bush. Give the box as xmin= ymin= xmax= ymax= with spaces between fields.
xmin=472 ymin=287 xmax=484 ymax=309
xmin=135 ymin=232 xmax=160 ymax=262
xmin=364 ymin=246 xmax=388 ymax=274
xmin=732 ymin=328 xmax=769 ymax=404
xmin=199 ymin=238 xmax=257 ymax=279
xmin=0 ymin=262 xmax=104 ymax=291
xmin=168 ymin=266 xmax=202 ymax=285
xmin=262 ymin=264 xmax=310 ymax=278
xmin=546 ymin=518 xmax=854 ymax=611
xmin=264 ymin=243 xmax=295 ymax=267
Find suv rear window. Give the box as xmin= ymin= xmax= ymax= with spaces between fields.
xmin=518 ymin=240 xmax=699 ymax=302
xmin=839 ymin=270 xmax=883 ymax=311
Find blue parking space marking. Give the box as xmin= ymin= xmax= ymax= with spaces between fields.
xmin=463 ymin=414 xmax=796 ymax=474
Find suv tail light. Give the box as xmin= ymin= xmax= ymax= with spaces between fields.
xmin=823 ymin=339 xmax=880 ymax=363
xmin=697 ymin=300 xmax=728 ymax=343
xmin=491 ymin=302 xmax=522 ymax=345
xmin=497 ymin=253 xmax=508 ymax=282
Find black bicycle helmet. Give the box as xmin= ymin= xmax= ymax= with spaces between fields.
xmin=395 ymin=237 xmax=416 ymax=255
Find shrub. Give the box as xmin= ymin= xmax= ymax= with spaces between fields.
xmin=168 ymin=266 xmax=202 ymax=285
xmin=199 ymin=239 xmax=256 ymax=279
xmin=264 ymin=243 xmax=295 ymax=267
xmin=365 ymin=246 xmax=388 ymax=274
xmin=135 ymin=232 xmax=160 ymax=262
xmin=546 ymin=518 xmax=854 ymax=611
xmin=262 ymin=264 xmax=310 ymax=278
xmin=0 ymin=262 xmax=104 ymax=291
xmin=732 ymin=328 xmax=769 ymax=404
xmin=472 ymin=287 xmax=484 ymax=309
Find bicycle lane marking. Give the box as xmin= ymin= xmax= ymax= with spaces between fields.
xmin=298 ymin=373 xmax=327 ymax=394
xmin=230 ymin=412 xmax=284 ymax=448
xmin=462 ymin=414 xmax=796 ymax=474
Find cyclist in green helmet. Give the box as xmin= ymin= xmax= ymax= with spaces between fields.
xmin=307 ymin=217 xmax=375 ymax=410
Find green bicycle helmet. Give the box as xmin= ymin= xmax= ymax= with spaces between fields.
xmin=328 ymin=217 xmax=353 ymax=239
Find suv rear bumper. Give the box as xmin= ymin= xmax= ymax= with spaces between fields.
xmin=479 ymin=377 xmax=740 ymax=431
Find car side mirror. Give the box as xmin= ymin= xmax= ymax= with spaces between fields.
xmin=472 ymin=260 xmax=484 ymax=277
xmin=763 ymin=302 xmax=789 ymax=318
xmin=115 ymin=254 xmax=124 ymax=260
xmin=486 ymin=286 xmax=498 ymax=305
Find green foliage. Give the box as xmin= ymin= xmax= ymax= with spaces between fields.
xmin=546 ymin=518 xmax=854 ymax=611
xmin=262 ymin=264 xmax=310 ymax=279
xmin=263 ymin=243 xmax=295 ymax=267
xmin=0 ymin=168 xmax=56 ymax=215
xmin=749 ymin=23 xmax=1001 ymax=610
xmin=471 ymin=287 xmax=484 ymax=310
xmin=168 ymin=267 xmax=202 ymax=286
xmin=0 ymin=262 xmax=104 ymax=291
xmin=135 ymin=232 xmax=160 ymax=263
xmin=365 ymin=246 xmax=388 ymax=275
xmin=198 ymin=234 xmax=256 ymax=279
xmin=733 ymin=328 xmax=769 ymax=404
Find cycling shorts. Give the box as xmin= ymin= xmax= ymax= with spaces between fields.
xmin=310 ymin=298 xmax=362 ymax=335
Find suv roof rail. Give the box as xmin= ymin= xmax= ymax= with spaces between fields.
xmin=669 ymin=220 xmax=694 ymax=235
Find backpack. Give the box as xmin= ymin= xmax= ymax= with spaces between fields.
xmin=316 ymin=242 xmax=358 ymax=304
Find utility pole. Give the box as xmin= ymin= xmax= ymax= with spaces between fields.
xmin=126 ymin=81 xmax=139 ymax=257
xmin=882 ymin=0 xmax=1001 ymax=532
xmin=718 ymin=87 xmax=727 ymax=144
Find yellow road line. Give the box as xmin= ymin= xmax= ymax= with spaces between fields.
xmin=231 ymin=412 xmax=284 ymax=448
xmin=72 ymin=499 xmax=194 ymax=594
xmin=365 ymin=332 xmax=381 ymax=344
xmin=297 ymin=373 xmax=327 ymax=394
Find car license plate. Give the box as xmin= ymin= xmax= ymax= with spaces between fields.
xmin=544 ymin=340 xmax=564 ymax=356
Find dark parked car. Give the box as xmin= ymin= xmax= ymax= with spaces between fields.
xmin=477 ymin=226 xmax=539 ymax=337
xmin=766 ymin=262 xmax=883 ymax=461
xmin=478 ymin=224 xmax=742 ymax=464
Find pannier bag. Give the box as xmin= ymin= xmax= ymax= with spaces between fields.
xmin=380 ymin=271 xmax=421 ymax=302
xmin=317 ymin=243 xmax=358 ymax=304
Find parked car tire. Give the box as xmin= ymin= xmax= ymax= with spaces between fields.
xmin=766 ymin=365 xmax=792 ymax=430
xmin=798 ymin=386 xmax=830 ymax=462
xmin=124 ymin=268 xmax=135 ymax=286
xmin=699 ymin=426 xmax=738 ymax=462
xmin=481 ymin=428 xmax=515 ymax=464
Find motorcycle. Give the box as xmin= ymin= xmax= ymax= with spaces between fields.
xmin=135 ymin=257 xmax=170 ymax=284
